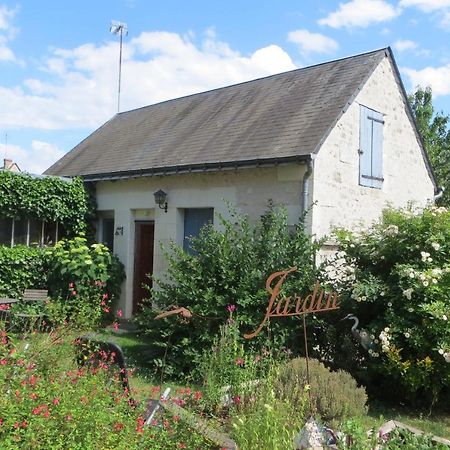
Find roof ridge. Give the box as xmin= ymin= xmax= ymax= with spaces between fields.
xmin=116 ymin=47 xmax=389 ymax=117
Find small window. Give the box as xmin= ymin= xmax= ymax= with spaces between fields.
xmin=29 ymin=219 xmax=43 ymax=246
xmin=0 ymin=218 xmax=12 ymax=246
xmin=359 ymin=105 xmax=384 ymax=189
xmin=13 ymin=220 xmax=28 ymax=245
xmin=102 ymin=218 xmax=115 ymax=252
xmin=43 ymin=222 xmax=58 ymax=246
xmin=183 ymin=208 xmax=214 ymax=253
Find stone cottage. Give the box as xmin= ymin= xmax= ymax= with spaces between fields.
xmin=45 ymin=48 xmax=437 ymax=317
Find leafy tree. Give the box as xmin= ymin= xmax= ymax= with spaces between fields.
xmin=409 ymin=86 xmax=450 ymax=206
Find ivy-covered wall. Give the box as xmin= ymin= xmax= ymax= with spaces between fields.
xmin=0 ymin=171 xmax=96 ymax=237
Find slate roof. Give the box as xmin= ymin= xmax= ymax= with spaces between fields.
xmin=46 ymin=48 xmax=391 ymax=180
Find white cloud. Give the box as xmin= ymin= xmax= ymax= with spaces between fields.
xmin=3 ymin=141 xmax=65 ymax=174
xmin=287 ymin=29 xmax=339 ymax=54
xmin=403 ymin=64 xmax=450 ymax=96
xmin=393 ymin=39 xmax=418 ymax=52
xmin=399 ymin=0 xmax=450 ymax=11
xmin=0 ymin=31 xmax=296 ymax=131
xmin=318 ymin=0 xmax=400 ymax=28
xmin=0 ymin=5 xmax=20 ymax=63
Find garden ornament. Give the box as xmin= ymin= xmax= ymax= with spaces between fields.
xmin=341 ymin=314 xmax=375 ymax=351
xmin=293 ymin=417 xmax=338 ymax=449
xmin=154 ymin=306 xmax=218 ymax=321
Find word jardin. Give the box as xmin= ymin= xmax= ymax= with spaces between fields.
xmin=244 ymin=267 xmax=340 ymax=339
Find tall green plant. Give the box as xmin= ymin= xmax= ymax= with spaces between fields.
xmin=137 ymin=206 xmax=322 ymax=379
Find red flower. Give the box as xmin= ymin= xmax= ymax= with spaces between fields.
xmin=13 ymin=421 xmax=20 ymax=429
xmin=29 ymin=393 xmax=38 ymax=400
xmin=194 ymin=391 xmax=203 ymax=401
xmin=52 ymin=397 xmax=60 ymax=405
xmin=178 ymin=443 xmax=187 ymax=448
xmin=233 ymin=395 xmax=241 ymax=404
xmin=0 ymin=359 xmax=7 ymax=365
xmin=114 ymin=422 xmax=125 ymax=432
xmin=136 ymin=416 xmax=145 ymax=434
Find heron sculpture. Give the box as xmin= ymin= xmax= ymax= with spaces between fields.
xmin=341 ymin=314 xmax=375 ymax=351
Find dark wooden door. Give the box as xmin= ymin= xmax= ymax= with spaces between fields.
xmin=133 ymin=221 xmax=154 ymax=314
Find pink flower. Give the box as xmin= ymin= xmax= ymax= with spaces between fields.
xmin=117 ymin=309 xmax=123 ymax=318
xmin=113 ymin=322 xmax=119 ymax=331
xmin=52 ymin=397 xmax=60 ymax=405
xmin=71 ymin=290 xmax=77 ymax=296
xmin=233 ymin=395 xmax=241 ymax=404
xmin=69 ymin=282 xmax=74 ymax=288
xmin=235 ymin=358 xmax=244 ymax=366
xmin=226 ymin=305 xmax=236 ymax=313
xmin=0 ymin=358 xmax=7 ymax=365
xmin=66 ymin=415 xmax=73 ymax=421
xmin=103 ymin=293 xmax=108 ymax=300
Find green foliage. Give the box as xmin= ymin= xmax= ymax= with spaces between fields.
xmin=0 ymin=235 xmax=125 ymax=328
xmin=231 ymin=374 xmax=308 ymax=450
xmin=276 ymin=358 xmax=368 ymax=425
xmin=0 ymin=329 xmax=216 ymax=450
xmin=196 ymin=316 xmax=274 ymax=414
xmin=137 ymin=206 xmax=321 ymax=379
xmin=0 ymin=171 xmax=95 ymax=236
xmin=45 ymin=234 xmax=125 ymax=328
xmin=0 ymin=245 xmax=49 ymax=298
xmin=408 ymin=86 xmax=450 ymax=206
xmin=321 ymin=206 xmax=450 ymax=407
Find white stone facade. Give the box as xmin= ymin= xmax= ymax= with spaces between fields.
xmin=310 ymin=57 xmax=435 ymax=241
xmin=96 ymin=165 xmax=307 ymax=317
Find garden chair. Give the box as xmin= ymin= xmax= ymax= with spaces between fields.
xmin=0 ymin=289 xmax=48 ymax=332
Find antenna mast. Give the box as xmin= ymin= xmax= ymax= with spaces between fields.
xmin=110 ymin=20 xmax=128 ymax=113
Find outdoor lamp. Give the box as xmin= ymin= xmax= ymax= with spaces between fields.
xmin=154 ymin=189 xmax=168 ymax=213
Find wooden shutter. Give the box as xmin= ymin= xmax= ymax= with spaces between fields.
xmin=359 ymin=105 xmax=384 ymax=188
xmin=183 ymin=208 xmax=214 ymax=253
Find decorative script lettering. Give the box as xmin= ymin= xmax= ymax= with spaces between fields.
xmin=244 ymin=267 xmax=340 ymax=339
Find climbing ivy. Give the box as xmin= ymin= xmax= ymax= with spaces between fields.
xmin=0 ymin=171 xmax=95 ymax=237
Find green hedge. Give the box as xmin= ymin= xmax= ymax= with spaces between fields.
xmin=0 ymin=171 xmax=95 ymax=236
xmin=0 ymin=245 xmax=48 ymax=298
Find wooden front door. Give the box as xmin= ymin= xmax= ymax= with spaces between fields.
xmin=133 ymin=221 xmax=154 ymax=314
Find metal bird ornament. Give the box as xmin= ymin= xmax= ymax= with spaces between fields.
xmin=341 ymin=314 xmax=376 ymax=351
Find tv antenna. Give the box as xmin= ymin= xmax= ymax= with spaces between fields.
xmin=110 ymin=20 xmax=128 ymax=113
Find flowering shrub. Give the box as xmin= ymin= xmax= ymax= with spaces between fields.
xmin=45 ymin=234 xmax=125 ymax=328
xmin=0 ymin=329 xmax=216 ymax=449
xmin=320 ymin=206 xmax=450 ymax=407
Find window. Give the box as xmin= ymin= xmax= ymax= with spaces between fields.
xmin=183 ymin=208 xmax=214 ymax=253
xmin=0 ymin=218 xmax=60 ymax=247
xmin=359 ymin=105 xmax=384 ymax=189
xmin=101 ymin=218 xmax=115 ymax=252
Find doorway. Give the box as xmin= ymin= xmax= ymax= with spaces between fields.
xmin=133 ymin=221 xmax=154 ymax=314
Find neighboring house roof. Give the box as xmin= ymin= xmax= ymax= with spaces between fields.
xmin=44 ymin=47 xmax=434 ymax=186
xmin=1 ymin=159 xmax=21 ymax=172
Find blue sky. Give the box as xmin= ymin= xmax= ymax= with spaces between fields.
xmin=1 ymin=0 xmax=450 ymax=173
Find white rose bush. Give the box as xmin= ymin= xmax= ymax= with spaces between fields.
xmin=323 ymin=206 xmax=449 ymax=408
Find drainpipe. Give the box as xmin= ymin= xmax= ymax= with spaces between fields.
xmin=301 ymin=156 xmax=314 ymax=215
xmin=434 ymin=187 xmax=444 ymax=203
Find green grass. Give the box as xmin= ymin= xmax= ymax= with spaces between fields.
xmin=363 ymin=403 xmax=450 ymax=440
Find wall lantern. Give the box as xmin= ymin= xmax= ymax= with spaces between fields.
xmin=154 ymin=189 xmax=168 ymax=213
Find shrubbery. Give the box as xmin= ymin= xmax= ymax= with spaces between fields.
xmin=319 ymin=206 xmax=450 ymax=407
xmin=275 ymin=357 xmax=368 ymax=424
xmin=137 ymin=207 xmax=321 ymax=379
xmin=0 ymin=235 xmax=125 ymax=328
xmin=0 ymin=246 xmax=49 ymax=298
